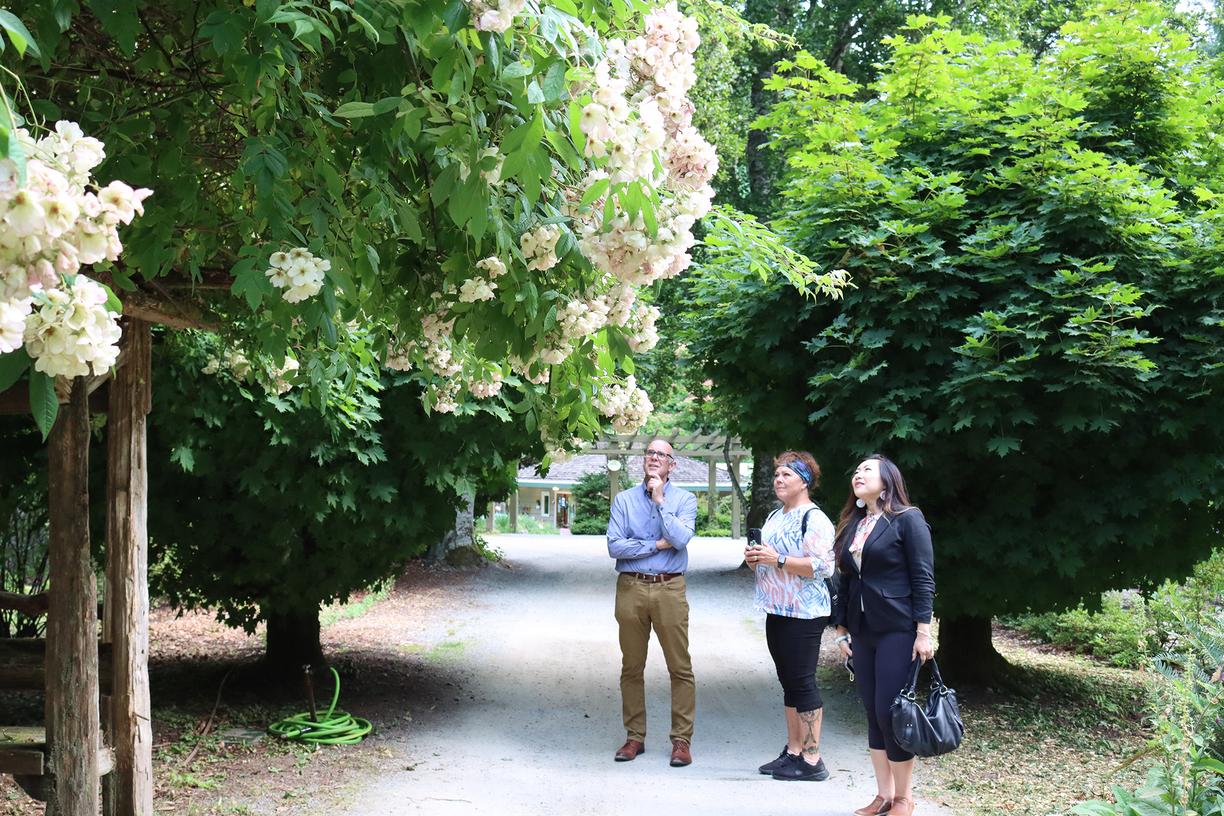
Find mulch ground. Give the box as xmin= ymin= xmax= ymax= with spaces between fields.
xmin=0 ymin=563 xmax=480 ymax=816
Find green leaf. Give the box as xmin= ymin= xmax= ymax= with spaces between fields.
xmin=0 ymin=10 xmax=41 ymax=58
xmin=371 ymin=96 xmax=401 ymax=115
xmin=0 ymin=348 xmax=31 ymax=392
xmin=29 ymin=370 xmax=58 ymax=441
xmin=170 ymin=445 xmax=196 ymax=473
xmin=986 ymin=436 xmax=1021 ymax=457
xmin=541 ymin=61 xmax=566 ymax=103
xmin=333 ymin=101 xmax=378 ymax=118
xmin=502 ymin=60 xmax=534 ymax=80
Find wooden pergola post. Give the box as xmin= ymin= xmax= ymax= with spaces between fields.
xmin=706 ymin=460 xmax=717 ymax=523
xmin=104 ymin=319 xmax=153 ymax=816
xmin=47 ymin=377 xmax=101 ymax=816
xmin=508 ymin=491 xmax=519 ymax=533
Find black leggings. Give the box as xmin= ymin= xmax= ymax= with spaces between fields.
xmin=851 ymin=627 xmax=916 ymax=762
xmin=765 ymin=614 xmax=828 ymax=713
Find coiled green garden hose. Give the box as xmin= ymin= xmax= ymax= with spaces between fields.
xmin=267 ymin=667 xmax=372 ymax=745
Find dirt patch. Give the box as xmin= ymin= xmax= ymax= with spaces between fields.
xmin=0 ymin=562 xmax=482 ymax=816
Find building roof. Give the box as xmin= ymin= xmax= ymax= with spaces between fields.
xmin=517 ymin=454 xmax=735 ymax=489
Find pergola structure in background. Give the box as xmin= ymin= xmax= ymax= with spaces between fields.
xmin=505 ymin=433 xmax=750 ymax=538
xmin=0 ymin=289 xmax=212 ymax=816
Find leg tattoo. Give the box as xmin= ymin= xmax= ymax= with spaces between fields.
xmin=798 ymin=708 xmax=823 ymax=762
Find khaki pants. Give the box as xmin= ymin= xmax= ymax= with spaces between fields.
xmin=614 ymin=573 xmax=695 ymax=743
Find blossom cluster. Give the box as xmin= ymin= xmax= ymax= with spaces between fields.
xmin=0 ymin=121 xmax=151 ymax=377
xmin=23 ymin=276 xmax=122 ymax=378
xmin=574 ymin=3 xmax=716 ymax=289
xmin=420 ymin=3 xmax=716 ymax=441
xmin=625 ymin=304 xmax=660 ymax=353
xmin=521 ymin=225 xmax=562 ymax=272
xmin=465 ymin=0 xmax=526 ymax=33
xmin=266 ymin=248 xmax=330 ymax=304
xmin=596 ymin=376 xmax=654 ymax=434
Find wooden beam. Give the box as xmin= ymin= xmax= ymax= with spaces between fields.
xmin=0 ymin=747 xmax=43 ymax=776
xmin=0 ymin=639 xmax=113 ymax=692
xmin=104 ymin=318 xmax=154 ymax=816
xmin=707 ymin=459 xmax=717 ymax=522
xmin=119 ymin=288 xmax=218 ymax=332
xmin=47 ymin=377 xmax=101 ymax=816
xmin=0 ymin=592 xmax=48 ymax=617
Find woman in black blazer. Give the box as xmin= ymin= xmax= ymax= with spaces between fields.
xmin=832 ymin=455 xmax=935 ymax=816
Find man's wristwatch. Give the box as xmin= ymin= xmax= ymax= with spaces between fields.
xmin=777 ymin=554 xmax=787 ymax=569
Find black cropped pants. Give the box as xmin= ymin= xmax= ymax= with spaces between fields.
xmin=765 ymin=613 xmax=828 ymax=713
xmin=851 ymin=626 xmax=916 ymax=761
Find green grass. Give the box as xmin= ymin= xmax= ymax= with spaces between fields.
xmin=318 ymin=580 xmax=393 ymax=628
xmin=425 ymin=640 xmax=468 ymax=661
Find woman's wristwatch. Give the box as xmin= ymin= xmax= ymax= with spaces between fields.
xmin=777 ymin=554 xmax=787 ymax=569
xmin=834 ymin=634 xmax=850 ymax=645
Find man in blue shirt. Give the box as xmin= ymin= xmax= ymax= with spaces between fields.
xmin=607 ymin=439 xmax=699 ymax=767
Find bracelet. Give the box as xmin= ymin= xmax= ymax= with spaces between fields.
xmin=834 ymin=635 xmax=850 ymax=645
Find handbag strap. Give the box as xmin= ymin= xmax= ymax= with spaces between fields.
xmin=903 ymin=657 xmax=922 ymax=697
xmin=927 ymin=658 xmax=946 ymax=691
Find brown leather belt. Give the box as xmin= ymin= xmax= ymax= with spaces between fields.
xmin=624 ymin=572 xmax=682 ymax=583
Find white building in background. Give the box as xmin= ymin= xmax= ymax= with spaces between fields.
xmin=503 ymin=454 xmax=738 ymax=530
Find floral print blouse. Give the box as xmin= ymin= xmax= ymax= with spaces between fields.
xmin=753 ymin=503 xmax=837 ymax=619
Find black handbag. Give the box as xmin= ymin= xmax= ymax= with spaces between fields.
xmin=890 ymin=657 xmax=964 ymax=757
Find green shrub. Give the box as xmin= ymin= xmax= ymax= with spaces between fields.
xmin=1008 ymin=593 xmax=1148 ymax=669
xmin=1071 ymin=610 xmax=1224 ymax=816
xmin=571 ymin=472 xmax=610 ymax=534
xmin=1008 ymin=548 xmax=1224 ymax=670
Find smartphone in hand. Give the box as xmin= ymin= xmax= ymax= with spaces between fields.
xmin=748 ymin=528 xmax=762 ymax=547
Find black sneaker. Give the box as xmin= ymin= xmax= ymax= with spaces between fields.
xmin=772 ymin=756 xmax=829 ymax=781
xmin=758 ymin=747 xmax=798 ymax=775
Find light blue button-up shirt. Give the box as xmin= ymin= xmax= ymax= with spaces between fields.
xmin=607 ymin=480 xmax=699 ymax=574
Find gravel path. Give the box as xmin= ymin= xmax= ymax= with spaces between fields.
xmin=334 ymin=534 xmax=952 ymax=816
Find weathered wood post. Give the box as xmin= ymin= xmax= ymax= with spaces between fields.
xmin=47 ymin=377 xmax=101 ymax=816
xmin=706 ymin=459 xmax=717 ymax=525
xmin=508 ymin=490 xmax=519 ymax=533
xmin=105 ymin=320 xmax=153 ymax=816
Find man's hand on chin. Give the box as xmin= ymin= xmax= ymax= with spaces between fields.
xmin=646 ymin=475 xmax=665 ymax=504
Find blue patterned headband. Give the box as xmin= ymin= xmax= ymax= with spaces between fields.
xmin=784 ymin=460 xmax=813 ymax=485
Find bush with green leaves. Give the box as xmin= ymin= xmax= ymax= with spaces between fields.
xmin=1072 ymin=611 xmax=1224 ymax=816
xmin=569 ymin=472 xmax=610 ymax=535
xmin=682 ymin=2 xmax=1224 ymax=681
xmin=1007 ymin=549 xmax=1224 ymax=669
xmin=1007 ymin=592 xmax=1149 ymax=669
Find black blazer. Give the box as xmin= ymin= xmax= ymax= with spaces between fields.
xmin=832 ymin=508 xmax=935 ymax=635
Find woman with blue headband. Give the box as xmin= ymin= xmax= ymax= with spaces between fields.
xmin=744 ymin=450 xmax=837 ymax=781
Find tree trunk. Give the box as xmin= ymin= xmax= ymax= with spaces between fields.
xmin=429 ymin=491 xmax=483 ymax=566
xmin=935 ymin=614 xmax=1011 ymax=687
xmin=746 ymin=449 xmax=777 ymax=531
xmin=264 ymin=608 xmax=324 ymax=677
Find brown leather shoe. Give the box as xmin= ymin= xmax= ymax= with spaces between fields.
xmin=614 ymin=739 xmax=645 ymax=761
xmin=670 ymin=738 xmax=692 ymax=767
xmin=854 ymin=795 xmax=893 ymax=816
xmin=889 ymin=797 xmax=914 ymax=816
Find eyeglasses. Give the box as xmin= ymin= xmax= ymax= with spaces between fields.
xmin=644 ymin=450 xmax=674 ymax=461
